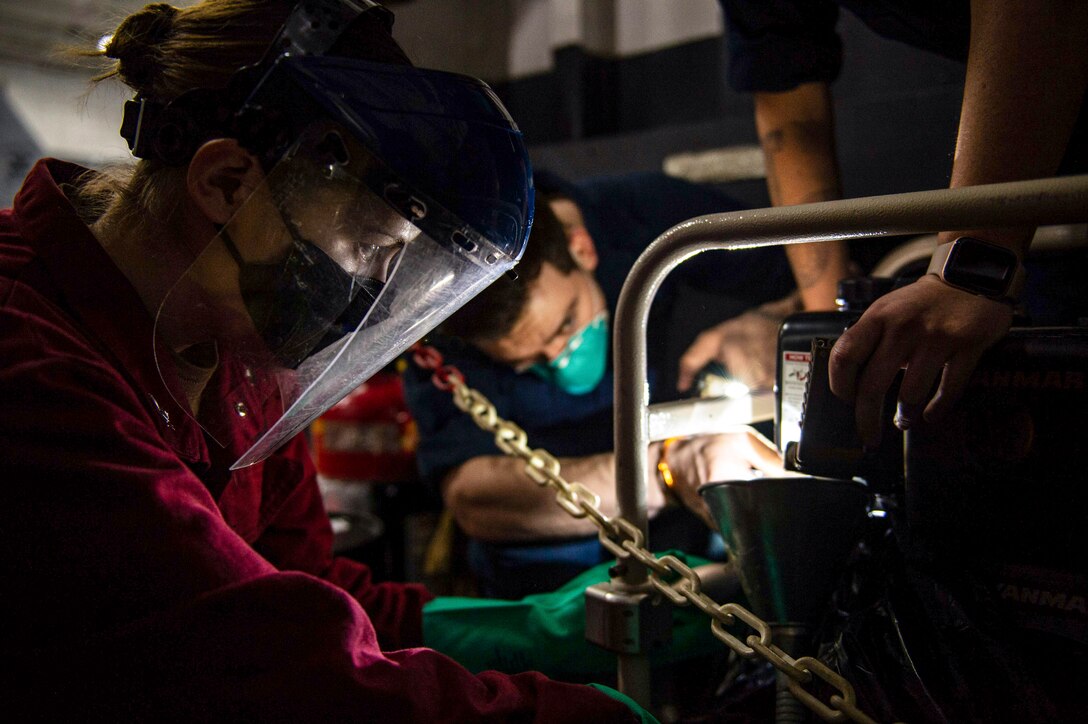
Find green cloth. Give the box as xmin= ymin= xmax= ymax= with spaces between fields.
xmin=588 ymin=684 xmax=661 ymax=724
xmin=422 ymin=551 xmax=722 ymax=677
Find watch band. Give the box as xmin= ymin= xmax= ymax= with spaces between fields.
xmin=926 ymin=237 xmax=1026 ymax=303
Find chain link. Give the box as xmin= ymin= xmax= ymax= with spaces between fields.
xmin=409 ymin=343 xmax=886 ymax=724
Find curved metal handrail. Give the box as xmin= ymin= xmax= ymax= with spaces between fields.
xmin=610 ymin=174 xmax=1088 ymax=699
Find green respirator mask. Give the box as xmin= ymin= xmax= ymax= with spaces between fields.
xmin=529 ymin=311 xmax=609 ymax=395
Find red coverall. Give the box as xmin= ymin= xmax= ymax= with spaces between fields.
xmin=0 ymin=159 xmax=637 ymax=722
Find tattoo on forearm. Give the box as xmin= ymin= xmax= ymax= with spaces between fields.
xmin=760 ymin=120 xmax=830 ymax=157
xmin=760 ymin=120 xmax=840 ymax=207
xmin=763 ymin=128 xmax=787 ymax=153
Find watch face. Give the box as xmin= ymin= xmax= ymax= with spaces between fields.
xmin=944 ymin=238 xmax=1018 ymax=298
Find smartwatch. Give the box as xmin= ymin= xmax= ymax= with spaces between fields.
xmin=926 ymin=236 xmax=1025 ymax=302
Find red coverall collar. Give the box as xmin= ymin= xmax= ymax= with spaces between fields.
xmin=12 ymin=159 xmax=209 ymax=465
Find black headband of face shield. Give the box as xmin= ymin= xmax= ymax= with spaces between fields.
xmin=119 ymin=0 xmax=405 ymax=166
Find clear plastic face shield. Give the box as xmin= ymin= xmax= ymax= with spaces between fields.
xmin=153 ymin=54 xmax=532 ymax=468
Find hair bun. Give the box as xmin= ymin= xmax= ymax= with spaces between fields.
xmin=105 ymin=3 xmax=179 ymax=94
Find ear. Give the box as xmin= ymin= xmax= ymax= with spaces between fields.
xmin=186 ymin=139 xmax=264 ymax=225
xmin=567 ymin=226 xmax=598 ymax=273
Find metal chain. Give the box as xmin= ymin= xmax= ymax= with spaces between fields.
xmin=410 ymin=343 xmax=884 ymax=724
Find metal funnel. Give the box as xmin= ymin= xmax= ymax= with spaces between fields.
xmin=699 ymin=476 xmax=870 ymax=626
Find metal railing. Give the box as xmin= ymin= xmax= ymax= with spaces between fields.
xmin=610 ymin=175 xmax=1088 ymax=702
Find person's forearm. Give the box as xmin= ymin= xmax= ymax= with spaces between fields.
xmin=755 ymin=82 xmax=850 ymax=310
xmin=943 ymin=0 xmax=1088 ymax=252
xmin=444 ymin=452 xmax=660 ymax=541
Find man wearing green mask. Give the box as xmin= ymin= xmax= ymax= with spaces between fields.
xmin=403 ymin=170 xmax=792 ymax=599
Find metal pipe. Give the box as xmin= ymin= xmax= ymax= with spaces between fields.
xmin=646 ymin=390 xmax=774 ymax=442
xmin=610 ymin=174 xmax=1088 ymax=700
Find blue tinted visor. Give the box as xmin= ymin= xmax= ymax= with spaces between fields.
xmin=245 ymin=56 xmax=533 ymax=262
xmin=163 ymin=57 xmax=535 ymax=468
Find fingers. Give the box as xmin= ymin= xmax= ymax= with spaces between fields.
xmin=677 ymin=327 xmax=726 ymax=392
xmin=657 ymin=438 xmax=710 ymax=516
xmin=665 ymin=436 xmax=727 ymax=492
xmin=850 ymin=333 xmax=912 ymax=448
xmin=679 ymin=311 xmax=782 ymax=392
xmin=743 ymin=429 xmax=785 ymax=473
xmin=924 ymin=348 xmax=985 ymax=422
xmin=692 ymin=432 xmax=783 ymax=483
xmin=830 ymin=278 xmax=1013 ymax=445
xmin=893 ymin=344 xmax=948 ymax=431
xmin=723 ymin=342 xmax=776 ymax=390
xmin=830 ymin=315 xmax=894 ymax=447
xmin=828 ymin=316 xmax=882 ymax=403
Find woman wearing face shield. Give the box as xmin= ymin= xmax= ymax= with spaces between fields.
xmin=0 ymin=1 xmax=654 ymax=720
